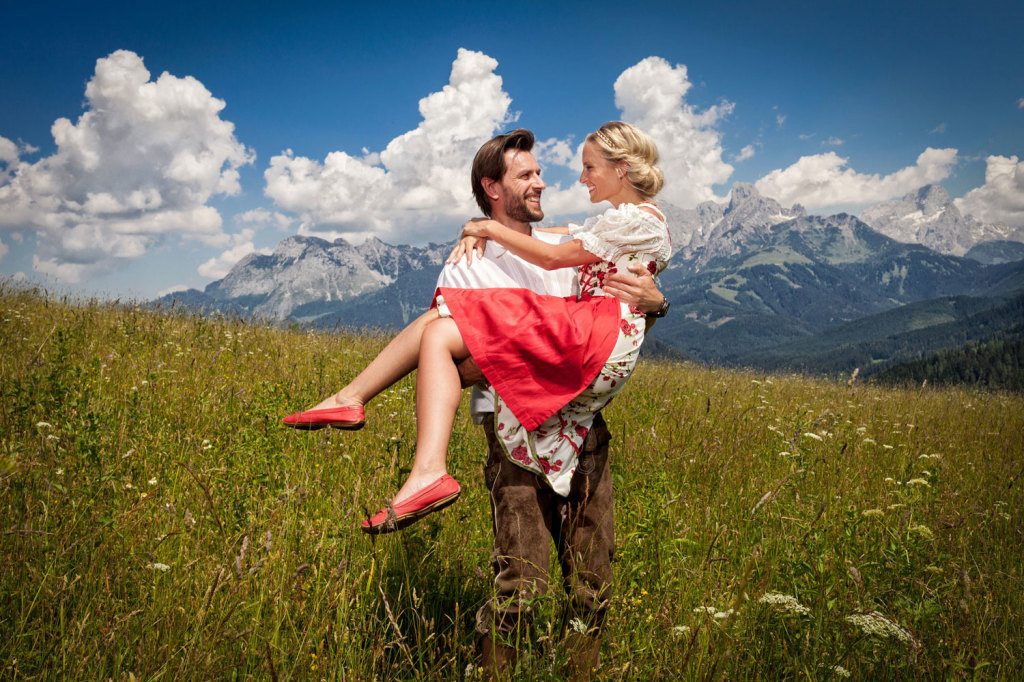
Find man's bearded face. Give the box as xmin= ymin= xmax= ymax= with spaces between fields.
xmin=499 ymin=150 xmax=545 ymax=223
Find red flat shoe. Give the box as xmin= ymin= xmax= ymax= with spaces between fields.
xmin=361 ymin=474 xmax=461 ymax=535
xmin=282 ymin=404 xmax=365 ymax=430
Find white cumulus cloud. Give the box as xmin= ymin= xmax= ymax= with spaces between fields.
xmin=198 ymin=227 xmax=271 ymax=279
xmin=733 ymin=145 xmax=756 ymax=162
xmin=613 ymin=57 xmax=734 ymax=207
xmin=264 ymin=48 xmax=514 ymax=244
xmin=955 ymin=155 xmax=1024 ymax=226
xmin=0 ymin=50 xmax=253 ymax=282
xmin=754 ymin=147 xmax=958 ymax=209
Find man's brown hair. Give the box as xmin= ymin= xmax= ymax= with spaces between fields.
xmin=470 ymin=129 xmax=535 ymax=216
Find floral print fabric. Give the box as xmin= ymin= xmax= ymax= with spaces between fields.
xmin=493 ymin=203 xmax=669 ymax=495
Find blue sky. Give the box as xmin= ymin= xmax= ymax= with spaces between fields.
xmin=1 ymin=0 xmax=1021 ymax=299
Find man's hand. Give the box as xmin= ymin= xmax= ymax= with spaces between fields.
xmin=603 ymin=263 xmax=665 ymax=314
xmin=457 ymin=356 xmax=487 ymax=389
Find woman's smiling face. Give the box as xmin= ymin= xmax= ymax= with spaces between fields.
xmin=579 ymin=140 xmax=622 ymax=204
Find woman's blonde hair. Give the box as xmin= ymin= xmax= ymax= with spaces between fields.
xmin=586 ymin=121 xmax=664 ymax=199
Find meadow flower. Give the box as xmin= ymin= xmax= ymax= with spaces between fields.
xmin=861 ymin=509 xmax=884 ymax=518
xmin=55 ymin=468 xmax=64 ymax=476
xmin=125 ymin=482 xmax=134 ymax=489
xmin=672 ymin=625 xmax=691 ymax=637
xmin=803 ymin=432 xmax=824 ymax=442
xmin=759 ymin=592 xmax=811 ymax=615
xmin=569 ymin=617 xmax=588 ymax=634
xmin=693 ymin=606 xmax=717 ymax=615
xmin=832 ymin=665 xmax=852 ymax=678
xmin=714 ymin=609 xmax=735 ymax=619
xmin=909 ymin=524 xmax=934 ymax=540
xmin=148 ymin=562 xmax=171 ymax=572
xmin=905 ymin=478 xmax=930 ymax=487
xmin=845 ymin=611 xmax=916 ymax=646
xmin=148 ymin=477 xmax=158 ymax=486
xmin=862 ymin=438 xmax=876 ymax=445
xmin=36 ymin=421 xmax=53 ymax=429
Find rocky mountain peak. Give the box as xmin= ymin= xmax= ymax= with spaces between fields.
xmin=916 ymin=184 xmax=952 ymax=214
xmin=859 ymin=184 xmax=1022 ymax=256
xmin=728 ymin=182 xmax=760 ymax=210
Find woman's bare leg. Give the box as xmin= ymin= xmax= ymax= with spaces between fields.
xmin=389 ymin=317 xmax=469 ymax=504
xmin=308 ymin=308 xmax=441 ymax=411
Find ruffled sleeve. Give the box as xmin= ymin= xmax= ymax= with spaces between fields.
xmin=568 ymin=203 xmax=671 ymax=262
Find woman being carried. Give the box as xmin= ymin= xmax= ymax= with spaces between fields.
xmin=284 ymin=121 xmax=670 ymax=533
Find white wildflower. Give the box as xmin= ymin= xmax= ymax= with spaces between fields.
xmin=148 ymin=562 xmax=171 ymax=572
xmin=862 ymin=437 xmax=876 ymax=445
xmin=125 ymin=483 xmax=134 ymax=489
xmin=569 ymin=617 xmax=588 ymax=634
xmin=882 ymin=444 xmax=895 ymax=450
xmin=714 ymin=609 xmax=735 ymax=619
xmin=845 ymin=611 xmax=916 ymax=645
xmin=55 ymin=468 xmax=64 ymax=476
xmin=909 ymin=524 xmax=934 ymax=540
xmin=884 ymin=477 xmax=895 ymax=483
xmin=759 ymin=592 xmax=811 ymax=615
xmin=861 ymin=509 xmax=884 ymax=518
xmin=905 ymin=478 xmax=930 ymax=487
xmin=693 ymin=606 xmax=717 ymax=615
xmin=36 ymin=421 xmax=53 ymax=429
xmin=672 ymin=625 xmax=691 ymax=637
xmin=832 ymin=665 xmax=851 ymax=678
xmin=803 ymin=432 xmax=824 ymax=442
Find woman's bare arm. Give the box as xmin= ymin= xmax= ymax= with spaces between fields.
xmin=463 ymin=219 xmax=596 ymax=270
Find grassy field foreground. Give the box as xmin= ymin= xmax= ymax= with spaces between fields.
xmin=2 ymin=283 xmax=1023 ymax=680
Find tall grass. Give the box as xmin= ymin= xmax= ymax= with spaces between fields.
xmin=2 ymin=282 xmax=1022 ymax=680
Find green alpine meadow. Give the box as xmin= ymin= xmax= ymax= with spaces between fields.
xmin=2 ymin=283 xmax=1022 ymax=680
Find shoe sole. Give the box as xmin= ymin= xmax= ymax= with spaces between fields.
xmin=285 ymin=420 xmax=365 ymax=431
xmin=361 ymin=490 xmax=461 ymax=535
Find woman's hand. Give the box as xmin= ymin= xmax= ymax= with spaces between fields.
xmin=446 ymin=234 xmax=488 ymax=265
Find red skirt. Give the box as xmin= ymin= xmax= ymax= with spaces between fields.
xmin=436 ymin=287 xmax=621 ymax=431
